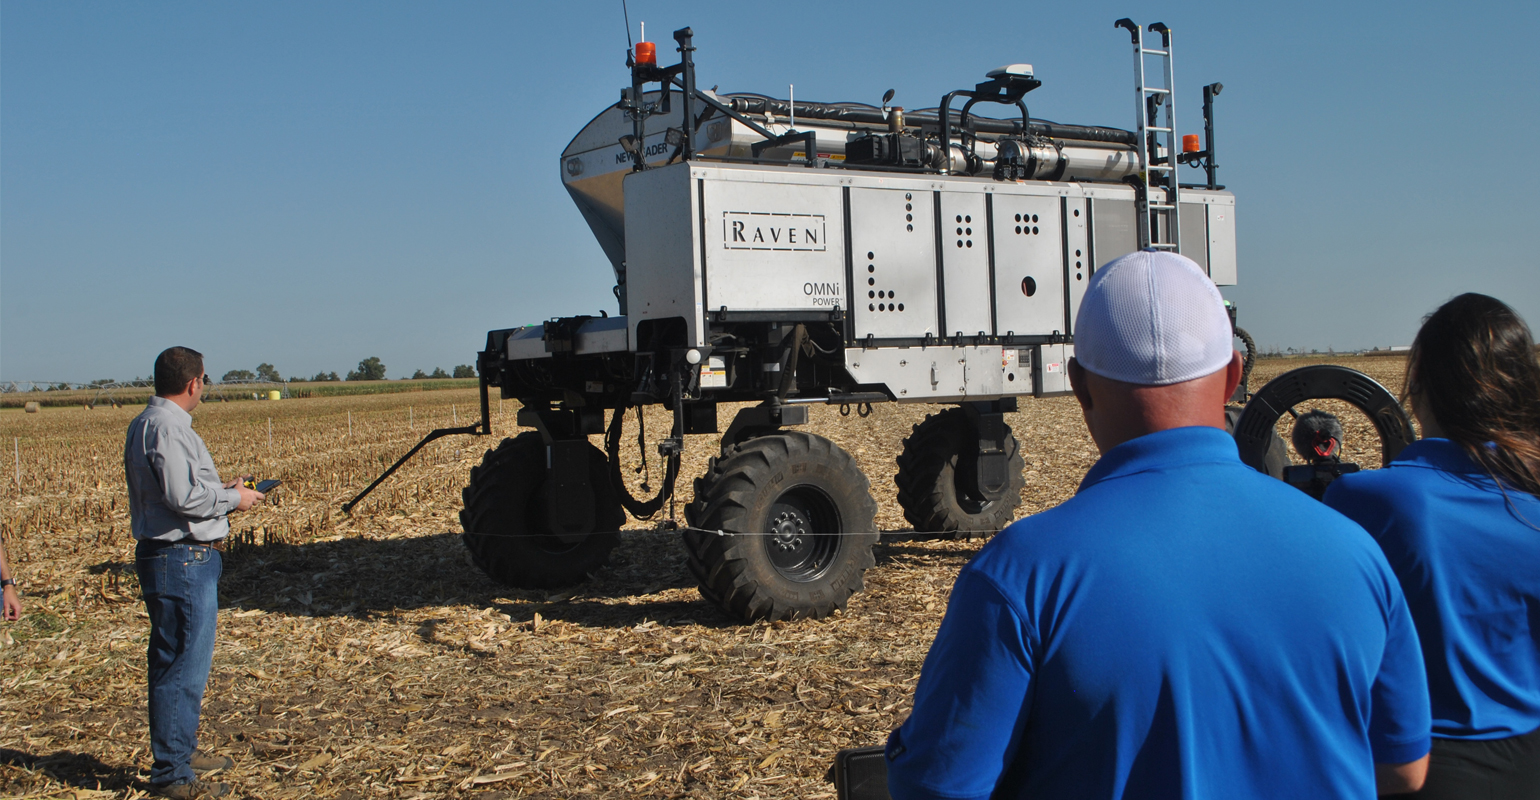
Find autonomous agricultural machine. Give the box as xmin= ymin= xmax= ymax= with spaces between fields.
xmin=346 ymin=20 xmax=1414 ymax=622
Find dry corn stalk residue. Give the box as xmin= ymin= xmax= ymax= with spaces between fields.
xmin=0 ymin=356 xmax=1407 ymax=798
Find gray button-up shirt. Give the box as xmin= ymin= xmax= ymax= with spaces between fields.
xmin=124 ymin=396 xmax=240 ymax=542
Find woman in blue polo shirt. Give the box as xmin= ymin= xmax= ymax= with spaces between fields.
xmin=1325 ymin=293 xmax=1540 ymax=798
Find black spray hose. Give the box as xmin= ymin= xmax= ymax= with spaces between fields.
xmin=606 ymin=405 xmax=676 ymax=520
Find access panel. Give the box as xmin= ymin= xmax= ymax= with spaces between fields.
xmin=700 ymin=179 xmax=846 ymax=312
xmin=992 ymin=193 xmax=1065 ymax=337
xmin=849 ymin=188 xmax=939 ymax=340
xmin=938 ymin=192 xmax=991 ymax=337
xmin=1064 ymin=196 xmax=1091 ymax=334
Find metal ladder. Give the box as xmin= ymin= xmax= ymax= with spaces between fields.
xmin=1116 ymin=19 xmax=1180 ymax=252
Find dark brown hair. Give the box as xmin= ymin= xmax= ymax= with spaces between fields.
xmin=1405 ymin=293 xmax=1540 ymax=497
xmin=154 ymin=346 xmax=204 ymax=396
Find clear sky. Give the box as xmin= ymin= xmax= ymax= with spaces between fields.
xmin=3 ymin=1 xmax=1537 ymax=382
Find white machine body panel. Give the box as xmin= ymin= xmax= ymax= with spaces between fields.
xmin=844 ymin=345 xmax=1005 ymax=403
xmin=1064 ymin=196 xmax=1092 ymax=334
xmin=619 ymin=162 xmax=1232 ymax=399
xmin=992 ymin=191 xmax=1066 ymax=337
xmin=624 ymin=166 xmax=706 ymax=346
xmin=938 ymin=191 xmax=992 ymax=338
xmin=1206 ymin=196 xmax=1237 ymax=285
xmin=701 ymin=180 xmax=847 ymax=312
xmin=849 ymin=186 xmax=938 ymax=340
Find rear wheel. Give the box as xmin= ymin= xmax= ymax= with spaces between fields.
xmin=459 ymin=432 xmax=623 ymax=589
xmin=684 ymin=432 xmax=878 ymax=621
xmin=895 ymin=408 xmax=1025 ymax=539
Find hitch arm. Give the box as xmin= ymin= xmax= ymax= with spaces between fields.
xmin=341 ymin=372 xmax=494 ymax=513
xmin=341 ymin=423 xmax=483 ymax=514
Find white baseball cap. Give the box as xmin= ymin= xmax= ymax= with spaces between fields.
xmin=1073 ymin=249 xmax=1234 ymax=386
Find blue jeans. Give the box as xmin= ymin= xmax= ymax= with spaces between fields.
xmin=136 ymin=540 xmax=221 ymax=787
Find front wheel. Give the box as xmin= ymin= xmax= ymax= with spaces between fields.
xmin=459 ymin=432 xmax=624 ymax=589
xmin=684 ymin=432 xmax=878 ymax=622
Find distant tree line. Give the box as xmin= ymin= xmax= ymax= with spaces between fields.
xmin=220 ymin=363 xmax=283 ymax=383
xmin=347 ymin=357 xmax=387 ymax=382
xmin=213 ymin=358 xmax=475 ymax=384
xmin=410 ymin=365 xmax=477 ymax=379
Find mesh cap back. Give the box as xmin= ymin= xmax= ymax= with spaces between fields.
xmin=1073 ymin=249 xmax=1234 ymax=386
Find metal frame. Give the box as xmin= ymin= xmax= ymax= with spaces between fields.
xmin=936 ymin=71 xmax=1041 ymax=175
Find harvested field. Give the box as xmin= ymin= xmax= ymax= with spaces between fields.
xmin=0 ymin=356 xmax=1408 ymax=799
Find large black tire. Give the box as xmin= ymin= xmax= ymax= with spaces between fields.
xmin=1225 ymin=406 xmax=1289 ymax=479
xmin=683 ymin=432 xmax=879 ymax=622
xmin=1234 ymin=326 xmax=1257 ymax=389
xmin=459 ymin=432 xmax=624 ymax=589
xmin=895 ymin=408 xmax=1026 ymax=539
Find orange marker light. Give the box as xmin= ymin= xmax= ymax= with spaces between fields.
xmin=1182 ymin=134 xmax=1201 ymax=153
xmin=635 ymin=42 xmax=656 ymax=66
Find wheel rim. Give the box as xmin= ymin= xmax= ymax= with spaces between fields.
xmin=763 ymin=487 xmax=840 ymax=582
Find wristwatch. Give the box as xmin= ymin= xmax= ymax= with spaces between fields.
xmin=1 ymin=578 xmax=15 ymax=588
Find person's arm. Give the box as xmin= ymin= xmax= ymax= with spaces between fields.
xmin=886 ymin=569 xmax=1034 ymax=800
xmin=1368 ymin=568 xmax=1433 ymax=793
xmin=1376 ymin=755 xmax=1430 ymax=795
xmin=151 ymin=427 xmax=243 ymax=519
xmin=0 ymin=538 xmax=18 ymax=621
xmin=223 ymin=476 xmax=264 ymax=511
xmin=1326 ymin=482 xmax=1434 ymax=793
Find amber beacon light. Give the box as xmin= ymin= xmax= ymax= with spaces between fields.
xmin=1182 ymin=134 xmax=1201 ymax=153
xmin=635 ymin=41 xmax=656 ymax=66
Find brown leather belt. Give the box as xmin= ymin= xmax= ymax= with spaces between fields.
xmin=140 ymin=537 xmax=227 ymax=552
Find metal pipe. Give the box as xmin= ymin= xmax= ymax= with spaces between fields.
xmin=779 ymin=392 xmax=890 ymax=405
xmin=674 ymin=28 xmax=697 ymax=161
xmin=1202 ymin=82 xmax=1221 ymax=189
xmin=725 ymin=96 xmax=1136 ymax=145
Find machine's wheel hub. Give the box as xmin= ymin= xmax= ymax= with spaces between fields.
xmin=764 ymin=490 xmax=839 ymax=582
xmin=771 ymin=510 xmax=806 ymax=551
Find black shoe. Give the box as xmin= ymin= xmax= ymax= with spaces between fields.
xmin=190 ymin=750 xmax=234 ymax=773
xmin=152 ymin=778 xmax=231 ymax=798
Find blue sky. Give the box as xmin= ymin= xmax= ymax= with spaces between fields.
xmin=3 ymin=1 xmax=1537 ymax=382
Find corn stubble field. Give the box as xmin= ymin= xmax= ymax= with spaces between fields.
xmin=0 ymin=356 xmax=1407 ymax=799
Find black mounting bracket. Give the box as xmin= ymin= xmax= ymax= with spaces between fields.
xmin=752 ymin=130 xmax=818 ymax=165
xmin=964 ymin=399 xmax=1019 ymax=501
xmin=721 ymin=401 xmax=809 ymax=450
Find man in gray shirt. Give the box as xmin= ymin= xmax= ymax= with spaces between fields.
xmin=126 ymin=346 xmax=263 ymax=799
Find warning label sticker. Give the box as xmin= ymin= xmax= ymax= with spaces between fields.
xmin=700 ymin=357 xmax=728 ymax=389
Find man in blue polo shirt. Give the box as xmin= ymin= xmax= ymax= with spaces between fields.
xmin=885 ymin=250 xmax=1432 ymax=799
